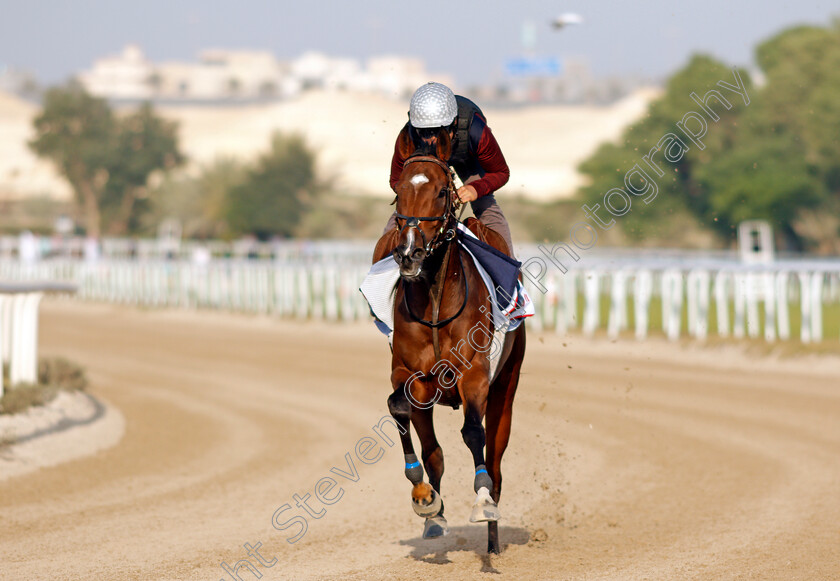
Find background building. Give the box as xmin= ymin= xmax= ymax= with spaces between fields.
xmin=77 ymin=45 xmax=453 ymax=104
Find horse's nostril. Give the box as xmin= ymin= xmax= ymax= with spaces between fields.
xmin=411 ymin=248 xmax=425 ymax=260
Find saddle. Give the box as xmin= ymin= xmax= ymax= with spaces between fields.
xmin=462 ymin=217 xmax=510 ymax=257
xmin=372 ymin=218 xmax=510 ymax=264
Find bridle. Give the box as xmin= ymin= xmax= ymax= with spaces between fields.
xmin=394 ymin=154 xmax=469 ymax=337
xmin=393 ymin=155 xmax=460 ymax=256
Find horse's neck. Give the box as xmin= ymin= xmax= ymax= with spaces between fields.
xmin=427 ymin=239 xmax=455 ymax=293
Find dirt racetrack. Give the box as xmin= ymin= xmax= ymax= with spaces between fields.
xmin=1 ymin=301 xmax=839 ymax=580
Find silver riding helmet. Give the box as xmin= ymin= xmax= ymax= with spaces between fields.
xmin=409 ymin=82 xmax=457 ymax=128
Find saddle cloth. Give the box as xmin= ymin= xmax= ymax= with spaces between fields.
xmin=359 ymin=223 xmax=533 ymax=380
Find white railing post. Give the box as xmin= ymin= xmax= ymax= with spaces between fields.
xmin=810 ymin=272 xmax=824 ymax=343
xmin=762 ymin=272 xmax=776 ymax=342
xmin=9 ymin=294 xmax=28 ymax=386
xmin=541 ymin=274 xmax=556 ymax=333
xmin=563 ymin=271 xmax=577 ymax=331
xmin=687 ymin=269 xmax=710 ymax=340
xmin=582 ymin=271 xmax=600 ymax=337
xmin=551 ymin=273 xmax=566 ymax=335
xmin=799 ymin=272 xmax=812 ymax=343
xmin=0 ymin=283 xmax=75 ymax=396
xmin=662 ymin=269 xmax=683 ymax=341
xmin=0 ymin=294 xmax=12 ymax=367
xmin=733 ymin=273 xmax=747 ymax=339
xmin=776 ymin=272 xmax=790 ymax=341
xmin=607 ymin=270 xmax=628 ymax=340
xmin=633 ymin=269 xmax=653 ymax=340
xmin=745 ymin=273 xmax=761 ymax=338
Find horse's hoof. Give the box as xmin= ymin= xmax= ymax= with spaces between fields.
xmin=412 ymin=485 xmax=443 ymax=518
xmin=423 ymin=515 xmax=449 ymax=539
xmin=470 ymin=486 xmax=501 ymax=523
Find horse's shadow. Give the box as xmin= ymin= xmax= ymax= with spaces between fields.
xmin=398 ymin=525 xmax=530 ymax=573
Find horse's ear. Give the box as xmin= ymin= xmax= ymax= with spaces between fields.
xmin=397 ymin=126 xmax=414 ymax=159
xmin=435 ymin=128 xmax=452 ymax=161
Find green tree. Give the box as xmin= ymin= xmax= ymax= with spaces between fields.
xmin=30 ymin=84 xmax=184 ymax=237
xmin=101 ymin=103 xmax=184 ymax=235
xmin=746 ymin=23 xmax=840 ymax=249
xmin=225 ymin=133 xmax=320 ymax=239
xmin=696 ymin=136 xmax=823 ymax=227
xmin=147 ymin=158 xmax=247 ymax=239
xmin=577 ymin=54 xmax=747 ymax=242
xmin=29 ymin=83 xmax=117 ymax=239
xmin=687 ymin=23 xmax=840 ymax=249
xmin=577 ymin=21 xmax=840 ymax=251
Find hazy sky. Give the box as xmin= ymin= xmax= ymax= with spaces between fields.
xmin=1 ymin=1 xmax=837 ymax=87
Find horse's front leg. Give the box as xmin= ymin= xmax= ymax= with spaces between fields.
xmin=387 ymin=369 xmax=445 ymax=538
xmin=460 ymin=370 xmax=501 ymax=525
xmin=410 ymin=405 xmax=448 ymax=538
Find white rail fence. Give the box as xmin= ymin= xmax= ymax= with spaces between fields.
xmin=0 ymin=260 xmax=374 ymax=322
xmin=524 ymin=266 xmax=840 ymax=344
xmin=1 ymin=256 xmax=839 ymax=345
xmin=0 ymin=234 xmax=373 ymax=263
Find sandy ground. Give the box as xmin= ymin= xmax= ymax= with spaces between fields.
xmin=0 ymin=390 xmax=124 ymax=483
xmin=1 ymin=300 xmax=839 ymax=580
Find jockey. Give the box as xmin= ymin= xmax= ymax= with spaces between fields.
xmin=384 ymin=82 xmax=514 ymax=255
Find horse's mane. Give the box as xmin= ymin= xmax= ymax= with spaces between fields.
xmin=407 ymin=125 xmax=447 ymax=158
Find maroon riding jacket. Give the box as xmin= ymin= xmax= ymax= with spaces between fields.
xmin=389 ymin=117 xmax=510 ymax=199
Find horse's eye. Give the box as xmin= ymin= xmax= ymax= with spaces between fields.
xmin=439 ymin=188 xmax=447 ymax=198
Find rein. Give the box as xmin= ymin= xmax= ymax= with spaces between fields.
xmin=402 ymin=242 xmax=469 ymax=329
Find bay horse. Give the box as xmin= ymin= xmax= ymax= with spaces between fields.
xmin=373 ymin=127 xmax=526 ymax=553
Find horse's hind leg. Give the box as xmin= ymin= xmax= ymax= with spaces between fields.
xmin=387 ymin=387 xmax=445 ymax=537
xmin=484 ymin=326 xmax=526 ymax=553
xmin=411 ymin=406 xmax=449 ymax=538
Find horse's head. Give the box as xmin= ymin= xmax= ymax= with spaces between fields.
xmin=392 ymin=127 xmax=454 ymax=279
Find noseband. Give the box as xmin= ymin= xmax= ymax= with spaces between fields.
xmin=394 ymin=155 xmax=458 ymax=255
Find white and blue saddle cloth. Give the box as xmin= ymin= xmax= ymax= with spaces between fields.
xmin=360 ymin=223 xmax=534 ymax=379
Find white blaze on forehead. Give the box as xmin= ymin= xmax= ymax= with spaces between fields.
xmin=410 ymin=174 xmax=429 ymax=186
